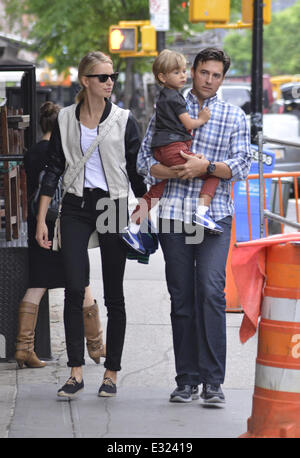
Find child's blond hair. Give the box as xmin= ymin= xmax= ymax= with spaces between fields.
xmin=152 ymin=49 xmax=187 ymax=86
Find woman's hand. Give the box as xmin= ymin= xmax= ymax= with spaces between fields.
xmin=35 ymin=195 xmax=53 ymax=249
xmin=36 ymin=220 xmax=52 ymax=250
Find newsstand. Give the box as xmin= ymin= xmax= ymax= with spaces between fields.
xmin=0 ymin=63 xmax=51 ymax=361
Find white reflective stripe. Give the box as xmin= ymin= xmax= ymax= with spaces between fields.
xmin=255 ymin=363 xmax=300 ymax=393
xmin=261 ymin=297 xmax=300 ymax=322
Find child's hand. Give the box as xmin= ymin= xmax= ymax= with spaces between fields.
xmin=198 ymin=107 xmax=210 ymax=124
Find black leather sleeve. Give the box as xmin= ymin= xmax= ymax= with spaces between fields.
xmin=40 ymin=119 xmax=66 ymax=197
xmin=125 ymin=113 xmax=147 ymax=198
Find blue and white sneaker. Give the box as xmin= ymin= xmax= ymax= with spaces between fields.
xmin=121 ymin=227 xmax=146 ymax=254
xmin=192 ymin=212 xmax=223 ymax=234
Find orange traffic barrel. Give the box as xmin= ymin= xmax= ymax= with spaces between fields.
xmin=240 ymin=242 xmax=300 ymax=438
xmin=225 ymin=222 xmax=242 ymax=312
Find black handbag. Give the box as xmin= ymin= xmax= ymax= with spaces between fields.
xmin=30 ymin=170 xmax=62 ymax=222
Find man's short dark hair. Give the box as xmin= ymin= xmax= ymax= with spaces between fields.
xmin=193 ymin=48 xmax=231 ymax=76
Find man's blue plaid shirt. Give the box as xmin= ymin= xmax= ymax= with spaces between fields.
xmin=137 ymin=90 xmax=252 ymax=223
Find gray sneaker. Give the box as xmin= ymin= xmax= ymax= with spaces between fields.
xmin=200 ymin=384 xmax=225 ymax=404
xmin=169 ymin=385 xmax=199 ymax=403
xmin=191 ymin=385 xmax=200 ymax=400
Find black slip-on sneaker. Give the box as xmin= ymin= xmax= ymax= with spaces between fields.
xmin=57 ymin=376 xmax=84 ymax=399
xmin=98 ymin=377 xmax=117 ymax=397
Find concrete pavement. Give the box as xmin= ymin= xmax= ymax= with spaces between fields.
xmin=0 ymin=247 xmax=258 ymax=439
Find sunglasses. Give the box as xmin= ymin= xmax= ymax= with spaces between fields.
xmin=85 ymin=72 xmax=119 ymax=83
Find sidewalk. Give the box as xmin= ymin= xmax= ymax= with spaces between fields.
xmin=0 ymin=247 xmax=258 ymax=439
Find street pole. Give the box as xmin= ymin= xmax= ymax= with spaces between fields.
xmin=149 ymin=0 xmax=168 ymax=52
xmin=251 ymin=0 xmax=264 ymax=238
xmin=156 ymin=31 xmax=165 ymax=52
xmin=155 ymin=31 xmax=165 ymax=104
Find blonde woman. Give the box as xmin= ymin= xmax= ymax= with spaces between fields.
xmin=36 ymin=52 xmax=146 ymax=398
xmin=16 ymin=102 xmax=106 ymax=370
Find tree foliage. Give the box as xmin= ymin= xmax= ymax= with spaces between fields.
xmin=3 ymin=0 xmax=191 ymax=73
xmin=224 ymin=0 xmax=300 ymax=76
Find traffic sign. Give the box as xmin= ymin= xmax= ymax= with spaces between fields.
xmin=109 ymin=26 xmax=137 ymax=53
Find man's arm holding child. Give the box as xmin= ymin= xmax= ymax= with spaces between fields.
xmin=172 ymin=152 xmax=232 ymax=180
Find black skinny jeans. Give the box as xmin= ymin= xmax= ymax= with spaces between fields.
xmin=60 ymin=188 xmax=128 ymax=370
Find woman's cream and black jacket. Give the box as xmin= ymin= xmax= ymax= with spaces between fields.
xmin=40 ymin=100 xmax=147 ymax=201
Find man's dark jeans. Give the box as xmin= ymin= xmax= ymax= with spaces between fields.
xmin=158 ymin=216 xmax=232 ymax=386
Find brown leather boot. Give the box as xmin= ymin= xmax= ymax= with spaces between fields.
xmin=83 ymin=301 xmax=106 ymax=364
xmin=15 ymin=301 xmax=46 ymax=368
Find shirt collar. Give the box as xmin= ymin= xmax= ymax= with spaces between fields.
xmin=186 ymin=90 xmax=218 ymax=107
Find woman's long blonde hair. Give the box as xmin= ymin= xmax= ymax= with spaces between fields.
xmin=75 ymin=51 xmax=113 ymax=103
